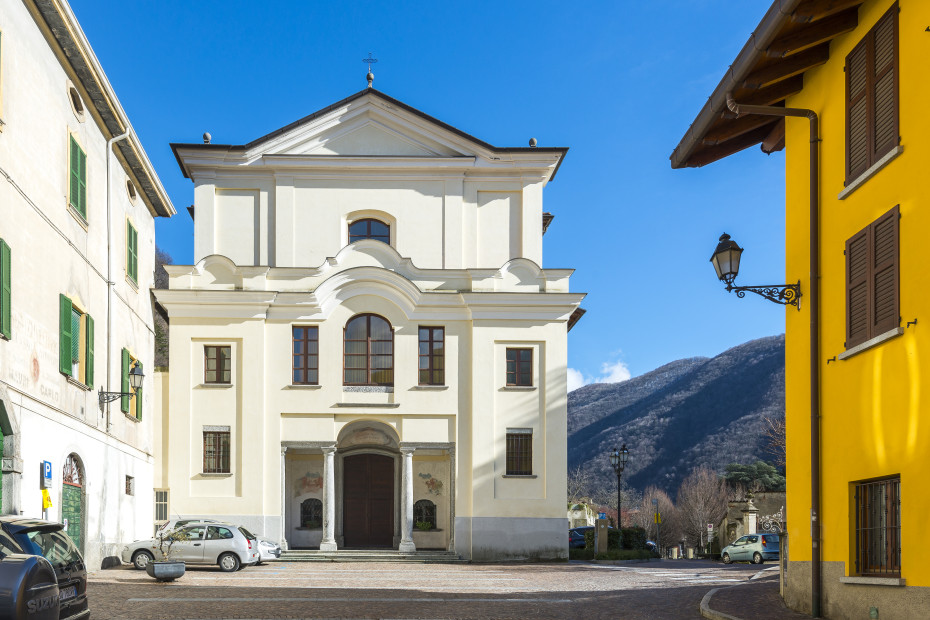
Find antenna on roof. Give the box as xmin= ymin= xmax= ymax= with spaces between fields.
xmin=363 ymin=52 xmax=378 ymax=88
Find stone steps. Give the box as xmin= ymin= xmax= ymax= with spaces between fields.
xmin=280 ymin=549 xmax=467 ymax=563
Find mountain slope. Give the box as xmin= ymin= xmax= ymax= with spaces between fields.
xmin=567 ymin=335 xmax=784 ymax=496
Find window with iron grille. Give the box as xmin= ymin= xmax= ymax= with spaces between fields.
xmin=414 ymin=499 xmax=436 ymax=529
xmin=506 ymin=348 xmax=532 ymax=386
xmin=125 ymin=475 xmax=134 ymax=496
xmin=204 ymin=345 xmax=231 ymax=384
xmin=506 ymin=429 xmax=533 ymax=475
xmin=343 ymin=314 xmax=393 ymax=386
xmin=203 ymin=429 xmax=231 ymax=474
xmin=418 ymin=327 xmax=444 ymax=385
xmin=855 ymin=476 xmax=901 ymax=576
xmin=300 ymin=498 xmax=323 ymax=528
xmin=154 ymin=490 xmax=169 ymax=523
xmin=292 ymin=326 xmax=319 ymax=385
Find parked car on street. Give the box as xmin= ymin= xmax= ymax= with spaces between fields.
xmin=569 ymin=526 xmax=591 ymax=548
xmin=721 ymin=533 xmax=779 ymax=564
xmin=122 ymin=522 xmax=259 ymax=572
xmin=155 ymin=517 xmax=223 ymax=535
xmin=257 ymin=538 xmax=282 ymax=564
xmin=0 ymin=516 xmax=89 ymax=620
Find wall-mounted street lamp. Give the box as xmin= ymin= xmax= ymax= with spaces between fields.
xmin=609 ymin=444 xmax=629 ymax=528
xmin=710 ymin=233 xmax=801 ymax=309
xmin=98 ymin=360 xmax=144 ymax=407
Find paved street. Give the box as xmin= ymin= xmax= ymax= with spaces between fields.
xmin=87 ymin=559 xmax=769 ymax=619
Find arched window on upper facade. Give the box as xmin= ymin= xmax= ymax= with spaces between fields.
xmin=300 ymin=498 xmax=323 ymax=529
xmin=344 ymin=314 xmax=393 ymax=386
xmin=414 ymin=499 xmax=436 ymax=530
xmin=349 ymin=218 xmax=390 ymax=245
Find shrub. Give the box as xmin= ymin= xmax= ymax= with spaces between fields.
xmin=583 ymin=526 xmax=649 ymax=550
xmin=415 ymin=521 xmax=433 ymax=531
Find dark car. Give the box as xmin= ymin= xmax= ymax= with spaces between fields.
xmin=569 ymin=526 xmax=592 ymax=548
xmin=0 ymin=516 xmax=89 ymax=620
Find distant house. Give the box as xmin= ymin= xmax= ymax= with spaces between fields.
xmin=718 ymin=493 xmax=786 ymax=547
xmin=673 ymin=0 xmax=929 ymax=617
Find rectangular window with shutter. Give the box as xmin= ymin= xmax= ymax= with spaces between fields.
xmin=59 ymin=294 xmax=93 ymax=385
xmin=0 ymin=238 xmax=10 ymax=340
xmin=69 ymin=135 xmax=87 ymax=219
xmin=846 ymin=206 xmax=899 ymax=350
xmin=126 ymin=220 xmax=138 ymax=283
xmin=845 ymin=2 xmax=898 ymax=186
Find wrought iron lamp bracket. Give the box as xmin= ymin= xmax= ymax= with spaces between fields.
xmin=725 ymin=281 xmax=802 ymax=309
xmin=98 ymin=388 xmax=136 ymax=407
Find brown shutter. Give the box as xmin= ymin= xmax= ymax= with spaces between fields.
xmin=846 ymin=228 xmax=870 ymax=348
xmin=871 ymin=6 xmax=898 ymax=160
xmin=846 ymin=39 xmax=869 ymax=184
xmin=871 ymin=206 xmax=899 ymax=336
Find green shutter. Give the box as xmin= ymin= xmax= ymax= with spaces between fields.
xmin=59 ymin=294 xmax=72 ymax=375
xmin=135 ymin=361 xmax=143 ymax=420
xmin=85 ymin=314 xmax=94 ymax=387
xmin=69 ymin=136 xmax=87 ymax=218
xmin=78 ymin=144 xmax=87 ymax=217
xmin=0 ymin=238 xmax=10 ymax=339
xmin=121 ymin=348 xmax=130 ymax=412
xmin=127 ymin=222 xmax=138 ymax=282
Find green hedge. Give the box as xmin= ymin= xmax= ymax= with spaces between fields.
xmin=582 ymin=526 xmax=648 ymax=550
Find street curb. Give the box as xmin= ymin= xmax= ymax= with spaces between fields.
xmin=700 ymin=587 xmax=744 ymax=620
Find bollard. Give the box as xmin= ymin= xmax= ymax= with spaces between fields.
xmin=595 ymin=518 xmax=609 ymax=554
xmin=671 ymin=546 xmax=679 ymax=559
xmin=687 ymin=547 xmax=694 ymax=559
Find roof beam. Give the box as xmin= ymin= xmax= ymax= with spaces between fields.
xmin=685 ymin=124 xmax=778 ymax=168
xmin=761 ymin=119 xmax=787 ymax=153
xmin=767 ymin=8 xmax=858 ymax=57
xmin=704 ymin=112 xmax=782 ymax=146
xmin=739 ymin=75 xmax=805 ymax=106
xmin=743 ymin=43 xmax=830 ymax=89
xmin=791 ymin=0 xmax=863 ymax=23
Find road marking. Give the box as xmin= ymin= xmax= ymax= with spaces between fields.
xmin=127 ymin=596 xmax=574 ymax=604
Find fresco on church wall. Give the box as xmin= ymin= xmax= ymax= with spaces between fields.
xmin=418 ymin=472 xmax=443 ymax=496
xmin=294 ymin=471 xmax=323 ymax=496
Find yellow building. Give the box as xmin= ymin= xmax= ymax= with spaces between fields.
xmin=672 ymin=1 xmax=930 ymax=617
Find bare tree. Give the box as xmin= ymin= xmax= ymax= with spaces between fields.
xmin=630 ymin=486 xmax=680 ymax=551
xmin=567 ymin=464 xmax=594 ymax=505
xmin=762 ymin=414 xmax=786 ymax=467
xmin=676 ymin=466 xmax=728 ymax=547
xmin=153 ymin=247 xmax=173 ymax=367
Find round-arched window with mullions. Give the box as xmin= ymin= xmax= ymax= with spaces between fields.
xmin=414 ymin=499 xmax=436 ymax=530
xmin=344 ymin=314 xmax=393 ymax=386
xmin=349 ymin=219 xmax=390 ymax=244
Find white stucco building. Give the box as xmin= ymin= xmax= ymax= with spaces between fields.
xmin=154 ymin=85 xmax=583 ymax=560
xmin=0 ymin=0 xmax=175 ymax=568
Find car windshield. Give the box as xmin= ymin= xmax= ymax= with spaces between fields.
xmin=13 ymin=529 xmax=83 ymax=567
xmin=238 ymin=527 xmax=256 ymax=540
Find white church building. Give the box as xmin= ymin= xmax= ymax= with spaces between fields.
xmin=154 ymin=85 xmax=583 ymax=560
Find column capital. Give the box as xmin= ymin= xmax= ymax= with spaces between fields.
xmin=399 ymin=447 xmax=416 ymax=456
xmin=321 ymin=445 xmax=337 ymax=455
xmin=280 ymin=446 xmax=288 ymax=455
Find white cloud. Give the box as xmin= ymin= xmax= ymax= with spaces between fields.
xmin=598 ymin=360 xmax=632 ymax=383
xmin=567 ymin=357 xmax=632 ymax=393
xmin=567 ymin=368 xmax=588 ymax=392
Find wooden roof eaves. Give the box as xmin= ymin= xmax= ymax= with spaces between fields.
xmin=670 ymin=0 xmax=864 ymax=169
xmin=171 ymin=88 xmax=568 ymax=181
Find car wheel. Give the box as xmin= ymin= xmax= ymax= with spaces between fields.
xmin=722 ymin=552 xmax=732 ymax=565
xmin=218 ymin=552 xmax=240 ymax=572
xmin=753 ymin=552 xmax=763 ymax=565
xmin=132 ymin=550 xmax=154 ymax=570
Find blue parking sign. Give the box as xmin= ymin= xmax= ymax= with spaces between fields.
xmin=42 ymin=460 xmax=52 ymax=488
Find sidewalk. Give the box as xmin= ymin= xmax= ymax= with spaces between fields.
xmin=701 ymin=568 xmax=810 ymax=620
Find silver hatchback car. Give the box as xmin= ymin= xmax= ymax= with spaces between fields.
xmin=721 ymin=533 xmax=779 ymax=564
xmin=122 ymin=522 xmax=259 ymax=572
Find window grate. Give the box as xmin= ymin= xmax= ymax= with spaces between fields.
xmin=506 ymin=431 xmax=533 ymax=475
xmin=203 ymin=431 xmax=231 ymax=474
xmin=855 ymin=477 xmax=901 ymax=576
xmin=154 ymin=490 xmax=169 ymax=522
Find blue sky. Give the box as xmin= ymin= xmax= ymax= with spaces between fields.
xmin=73 ymin=0 xmax=783 ymax=387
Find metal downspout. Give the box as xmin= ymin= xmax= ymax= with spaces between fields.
xmin=105 ymin=131 xmax=130 ymax=433
xmin=726 ymin=95 xmax=822 ymax=617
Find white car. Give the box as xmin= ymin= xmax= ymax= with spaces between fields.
xmin=122 ymin=523 xmax=259 ymax=572
xmin=257 ymin=537 xmax=282 ymax=564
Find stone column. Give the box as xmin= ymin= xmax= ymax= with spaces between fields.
xmin=279 ymin=446 xmax=289 ymax=550
xmin=398 ymin=448 xmax=416 ymax=553
xmin=741 ymin=497 xmax=759 ymax=535
xmin=320 ymin=446 xmax=338 ymax=551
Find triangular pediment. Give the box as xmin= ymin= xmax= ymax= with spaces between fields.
xmin=292 ymin=120 xmax=446 ymax=157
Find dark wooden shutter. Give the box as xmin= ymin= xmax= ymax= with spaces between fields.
xmin=0 ymin=239 xmax=10 ymax=339
xmin=59 ymin=294 xmax=72 ymax=375
xmin=871 ymin=6 xmax=898 ymax=161
xmin=121 ymin=348 xmax=130 ymax=412
xmin=135 ymin=361 xmax=143 ymax=420
xmin=846 ymin=229 xmax=870 ymax=348
xmin=846 ymin=39 xmax=869 ymax=184
xmin=871 ymin=206 xmax=899 ymax=336
xmin=85 ymin=314 xmax=94 ymax=387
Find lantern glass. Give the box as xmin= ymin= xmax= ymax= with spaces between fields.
xmin=710 ymin=233 xmax=743 ymax=283
xmin=129 ymin=362 xmax=145 ymax=391
xmin=609 ymin=451 xmax=619 ymax=468
xmin=620 ymin=445 xmax=629 ymax=465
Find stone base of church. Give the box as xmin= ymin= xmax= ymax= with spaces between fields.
xmin=455 ymin=516 xmax=568 ymax=561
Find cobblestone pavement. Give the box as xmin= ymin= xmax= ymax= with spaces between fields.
xmin=87 ymin=560 xmax=766 ymax=619
xmin=704 ymin=568 xmax=809 ymax=620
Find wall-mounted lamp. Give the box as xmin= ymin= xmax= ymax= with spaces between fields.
xmin=98 ymin=360 xmax=144 ymax=406
xmin=710 ymin=233 xmax=802 ymax=309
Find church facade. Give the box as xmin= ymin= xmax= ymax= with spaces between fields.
xmin=154 ymin=87 xmax=583 ymax=560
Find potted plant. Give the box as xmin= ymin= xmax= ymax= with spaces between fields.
xmin=415 ymin=521 xmax=433 ymax=532
xmin=146 ymin=527 xmax=193 ymax=581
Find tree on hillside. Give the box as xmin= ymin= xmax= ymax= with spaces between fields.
xmin=723 ymin=461 xmax=785 ymax=492
xmin=153 ymin=247 xmax=173 ymax=367
xmin=762 ymin=415 xmax=786 ymax=467
xmin=676 ymin=466 xmax=728 ymax=547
